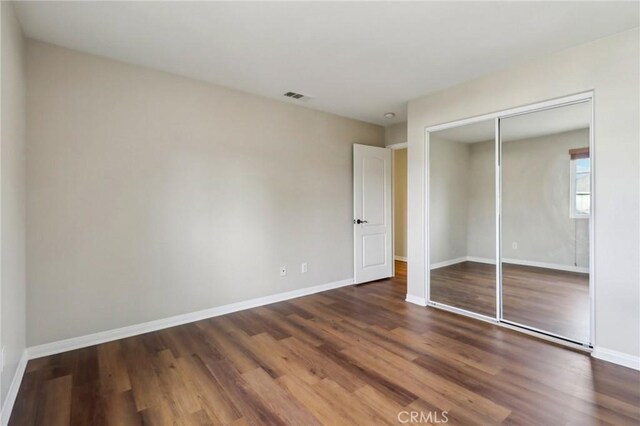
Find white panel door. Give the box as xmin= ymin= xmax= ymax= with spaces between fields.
xmin=353 ymin=144 xmax=392 ymax=284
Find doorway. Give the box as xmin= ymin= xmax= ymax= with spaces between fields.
xmin=390 ymin=143 xmax=408 ymax=280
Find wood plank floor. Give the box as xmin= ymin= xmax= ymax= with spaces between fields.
xmin=10 ymin=261 xmax=639 ymax=425
xmin=431 ymin=261 xmax=590 ymax=342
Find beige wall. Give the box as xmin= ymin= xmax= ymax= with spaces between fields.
xmin=1 ymin=1 xmax=27 ymax=405
xmin=466 ymin=140 xmax=495 ymax=262
xmin=385 ymin=122 xmax=407 ymax=146
xmin=408 ymin=28 xmax=640 ymax=358
xmin=26 ymin=41 xmax=383 ymax=346
xmin=429 ymin=138 xmax=469 ymax=264
xmin=501 ymin=129 xmax=589 ymax=268
xmin=459 ymin=130 xmax=589 ymax=269
xmin=393 ymin=148 xmax=407 ymax=259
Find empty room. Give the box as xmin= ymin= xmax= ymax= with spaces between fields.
xmin=1 ymin=1 xmax=639 ymax=425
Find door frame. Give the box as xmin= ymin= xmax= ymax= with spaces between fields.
xmin=388 ymin=142 xmax=408 ymax=278
xmin=423 ymin=91 xmax=595 ymax=350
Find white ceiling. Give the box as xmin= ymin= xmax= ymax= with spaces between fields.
xmin=14 ymin=2 xmax=639 ymax=125
xmin=502 ymin=102 xmax=590 ymax=142
xmin=433 ymin=101 xmax=590 ymax=143
xmin=432 ymin=119 xmax=496 ymax=144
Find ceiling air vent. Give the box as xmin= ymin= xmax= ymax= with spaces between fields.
xmin=284 ymin=91 xmax=311 ymax=101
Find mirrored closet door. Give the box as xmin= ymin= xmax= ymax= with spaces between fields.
xmin=428 ymin=119 xmax=496 ymax=318
xmin=426 ymin=93 xmax=593 ymax=347
xmin=500 ymin=101 xmax=592 ymax=344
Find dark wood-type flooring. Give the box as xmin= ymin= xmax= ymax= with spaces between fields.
xmin=10 ymin=261 xmax=639 ymax=425
xmin=431 ymin=261 xmax=590 ymax=342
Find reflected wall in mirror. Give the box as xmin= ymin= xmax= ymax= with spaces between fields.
xmin=500 ymin=101 xmax=591 ymax=344
xmin=429 ymin=119 xmax=496 ymax=317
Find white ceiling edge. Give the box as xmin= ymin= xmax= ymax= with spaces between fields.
xmin=13 ymin=2 xmax=640 ymax=125
xmin=432 ymin=101 xmax=591 ymax=144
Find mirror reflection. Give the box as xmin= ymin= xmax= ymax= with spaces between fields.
xmin=429 ymin=119 xmax=496 ymax=317
xmin=500 ymin=101 xmax=591 ymax=343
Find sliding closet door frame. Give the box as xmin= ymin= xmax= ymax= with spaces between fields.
xmin=495 ymin=118 xmax=502 ymax=322
xmin=424 ymin=90 xmax=595 ymax=350
xmin=424 ymin=117 xmax=499 ymax=323
xmin=498 ymin=96 xmax=595 ymax=347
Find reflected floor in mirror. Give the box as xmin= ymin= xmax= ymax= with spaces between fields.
xmin=430 ymin=262 xmax=589 ymax=343
xmin=502 ymin=263 xmax=589 ymax=343
xmin=430 ymin=262 xmax=497 ymax=317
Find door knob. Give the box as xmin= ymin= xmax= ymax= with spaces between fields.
xmin=355 ymin=219 xmax=368 ymax=224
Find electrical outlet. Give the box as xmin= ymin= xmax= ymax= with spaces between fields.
xmin=512 ymin=242 xmax=518 ymax=249
xmin=280 ymin=266 xmax=287 ymax=276
xmin=301 ymin=262 xmax=308 ymax=273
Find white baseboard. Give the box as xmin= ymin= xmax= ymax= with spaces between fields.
xmin=465 ymin=256 xmax=496 ymax=265
xmin=0 ymin=350 xmax=28 ymax=426
xmin=27 ymin=277 xmax=354 ymax=360
xmin=503 ymin=258 xmax=588 ymax=274
xmin=592 ymin=347 xmax=640 ymax=371
xmin=394 ymin=255 xmax=408 ymax=262
xmin=405 ymin=294 xmax=427 ymax=306
xmin=430 ymin=257 xmax=467 ymax=270
xmin=431 ymin=256 xmax=588 ymax=274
